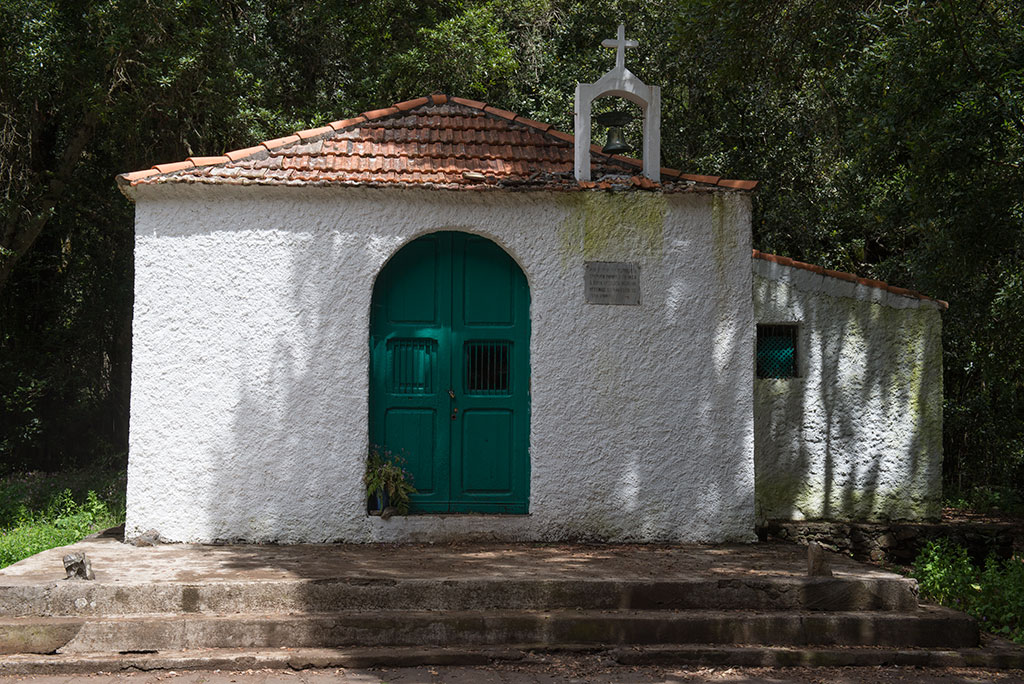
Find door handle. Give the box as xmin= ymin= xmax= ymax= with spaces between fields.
xmin=448 ymin=389 xmax=456 ymax=399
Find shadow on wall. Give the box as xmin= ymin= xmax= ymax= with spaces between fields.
xmin=176 ymin=190 xmax=760 ymax=549
xmin=203 ymin=223 xmax=375 ymax=546
xmin=754 ymin=278 xmax=943 ymax=523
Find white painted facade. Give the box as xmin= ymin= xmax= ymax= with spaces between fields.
xmin=125 ymin=184 xmax=756 ymax=544
xmin=752 ymin=258 xmax=944 ymax=522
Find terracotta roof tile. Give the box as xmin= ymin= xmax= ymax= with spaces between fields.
xmin=329 ymin=116 xmax=367 ymax=131
xmin=717 ymin=178 xmax=759 ymax=190
xmin=225 ymin=146 xmax=266 ymax=162
xmin=450 ymin=96 xmax=486 ymax=109
xmin=362 ymin=106 xmax=401 ymax=121
xmin=395 ymin=97 xmax=430 ymax=111
xmin=261 ymin=135 xmax=300 ymax=150
xmin=483 ymin=105 xmax=516 ymax=121
xmin=514 ymin=117 xmax=551 ymax=132
xmin=296 ymin=126 xmax=334 ymax=141
xmin=152 ymin=160 xmax=194 ymax=174
xmin=753 ymin=249 xmax=948 ymax=309
xmin=680 ymin=173 xmax=720 ymax=185
xmin=547 ymin=129 xmax=574 ymax=144
xmin=121 ymin=169 xmax=159 ymax=182
xmin=187 ymin=156 xmax=231 ymax=167
xmin=120 ymin=94 xmax=758 ymax=193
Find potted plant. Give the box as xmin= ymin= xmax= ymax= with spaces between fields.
xmin=365 ymin=446 xmax=416 ymax=518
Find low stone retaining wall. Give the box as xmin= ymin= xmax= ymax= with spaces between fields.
xmin=761 ymin=519 xmax=1023 ymax=565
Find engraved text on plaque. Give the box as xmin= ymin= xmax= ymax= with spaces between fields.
xmin=584 ymin=261 xmax=641 ymax=305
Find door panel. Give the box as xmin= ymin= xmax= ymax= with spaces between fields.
xmin=370 ymin=232 xmax=529 ymax=514
xmin=459 ymin=409 xmax=513 ymax=493
xmin=386 ymin=237 xmax=440 ymax=324
xmin=384 ymin=408 xmax=437 ymax=494
xmin=462 ymin=237 xmax=515 ymax=326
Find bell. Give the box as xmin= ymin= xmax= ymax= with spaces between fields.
xmin=602 ymin=126 xmax=631 ymax=154
xmin=595 ymin=110 xmax=634 ymax=155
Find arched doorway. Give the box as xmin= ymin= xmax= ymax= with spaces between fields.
xmin=369 ymin=232 xmax=530 ymax=513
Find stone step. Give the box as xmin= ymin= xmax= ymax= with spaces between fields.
xmin=2 ymin=641 xmax=1023 ymax=675
xmin=0 ymin=606 xmax=978 ymax=655
xmin=0 ymin=575 xmax=919 ymax=617
xmin=613 ymin=641 xmax=1024 ymax=669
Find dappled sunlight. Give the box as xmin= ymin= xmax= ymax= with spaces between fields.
xmin=754 ymin=261 xmax=944 ymax=524
xmin=0 ymin=533 xmax=908 ymax=585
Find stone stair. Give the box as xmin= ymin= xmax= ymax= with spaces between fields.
xmin=3 ymin=572 xmax=1018 ymax=673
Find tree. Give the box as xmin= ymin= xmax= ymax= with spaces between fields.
xmin=3 ymin=0 xmax=1023 ymax=503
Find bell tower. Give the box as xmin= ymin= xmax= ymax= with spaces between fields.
xmin=574 ymin=24 xmax=661 ymax=182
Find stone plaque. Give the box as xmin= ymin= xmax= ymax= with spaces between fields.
xmin=584 ymin=261 xmax=641 ymax=305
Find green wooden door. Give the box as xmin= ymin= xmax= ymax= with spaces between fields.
xmin=369 ymin=232 xmax=530 ymax=513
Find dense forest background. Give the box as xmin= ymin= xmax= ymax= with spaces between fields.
xmin=1 ymin=0 xmax=1022 ymax=507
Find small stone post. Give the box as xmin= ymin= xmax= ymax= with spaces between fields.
xmin=807 ymin=542 xmax=833 ymax=577
xmin=63 ymin=552 xmax=95 ymax=580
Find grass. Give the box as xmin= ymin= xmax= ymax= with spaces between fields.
xmin=0 ymin=463 xmax=126 ymax=569
xmin=912 ymin=537 xmax=1024 ymax=644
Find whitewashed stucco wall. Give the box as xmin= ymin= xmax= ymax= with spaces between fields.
xmin=752 ymin=259 xmax=943 ymax=522
xmin=125 ymin=185 xmax=755 ymax=543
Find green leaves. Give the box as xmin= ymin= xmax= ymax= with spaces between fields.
xmin=365 ymin=447 xmax=416 ymax=516
xmin=913 ymin=537 xmax=976 ymax=606
xmin=389 ymin=3 xmax=519 ymax=100
xmin=0 ymin=468 xmax=125 ymax=568
xmin=913 ymin=538 xmax=1024 ymax=643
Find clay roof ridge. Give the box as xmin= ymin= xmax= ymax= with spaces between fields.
xmin=117 ymin=93 xmax=758 ymax=190
xmin=752 ymin=249 xmax=948 ymax=309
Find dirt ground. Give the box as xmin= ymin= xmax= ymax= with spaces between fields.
xmin=1 ymin=660 xmax=1023 ymax=684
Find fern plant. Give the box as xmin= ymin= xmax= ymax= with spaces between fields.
xmin=364 ymin=446 xmax=415 ymax=516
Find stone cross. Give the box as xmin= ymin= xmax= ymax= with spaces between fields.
xmin=602 ymin=24 xmax=638 ymax=73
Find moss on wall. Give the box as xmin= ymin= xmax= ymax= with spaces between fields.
xmin=753 ymin=268 xmax=944 ymax=523
xmin=558 ymin=193 xmax=666 ymax=262
xmin=710 ymin=195 xmax=737 ymax=282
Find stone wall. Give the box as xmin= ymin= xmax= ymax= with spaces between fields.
xmin=753 ymin=259 xmax=945 ymax=522
xmin=763 ymin=519 xmax=1022 ymax=564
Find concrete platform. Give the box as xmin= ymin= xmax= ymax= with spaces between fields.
xmin=0 ymin=532 xmax=919 ymax=617
xmin=0 ymin=530 xmax=906 ymax=585
xmin=0 ymin=532 xmax=1018 ymax=673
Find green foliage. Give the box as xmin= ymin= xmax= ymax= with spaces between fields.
xmin=975 ymin=554 xmax=1024 ymax=642
xmin=0 ymin=466 xmax=126 ymax=568
xmin=913 ymin=538 xmax=1024 ymax=643
xmin=913 ymin=537 xmax=976 ymax=606
xmin=945 ymin=486 xmax=1024 ymax=516
xmin=364 ymin=447 xmax=416 ymax=516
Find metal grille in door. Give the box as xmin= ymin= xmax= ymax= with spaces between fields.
xmin=465 ymin=341 xmax=511 ymax=394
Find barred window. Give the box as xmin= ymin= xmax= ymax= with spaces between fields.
xmin=756 ymin=324 xmax=798 ymax=379
xmin=465 ymin=341 xmax=511 ymax=394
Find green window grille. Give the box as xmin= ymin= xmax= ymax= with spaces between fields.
xmin=388 ymin=338 xmax=437 ymax=394
xmin=465 ymin=341 xmax=511 ymax=394
xmin=757 ymin=324 xmax=798 ymax=379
